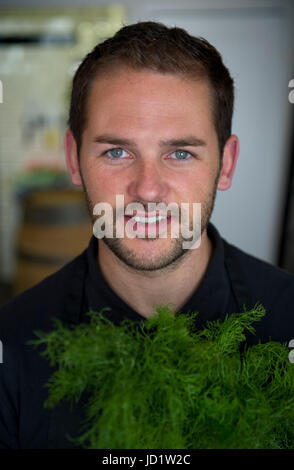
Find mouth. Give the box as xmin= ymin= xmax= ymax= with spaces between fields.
xmin=124 ymin=213 xmax=172 ymax=237
xmin=132 ymin=214 xmax=169 ymax=224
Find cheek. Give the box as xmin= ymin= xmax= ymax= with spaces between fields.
xmin=83 ymin=168 xmax=125 ymax=204
xmin=178 ymin=171 xmax=215 ymax=202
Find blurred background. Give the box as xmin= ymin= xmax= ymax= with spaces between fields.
xmin=0 ymin=0 xmax=293 ymax=305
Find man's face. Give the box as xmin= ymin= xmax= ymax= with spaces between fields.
xmin=70 ymin=67 xmax=225 ymax=271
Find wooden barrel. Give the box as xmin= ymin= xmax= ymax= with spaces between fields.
xmin=13 ymin=188 xmax=92 ymax=296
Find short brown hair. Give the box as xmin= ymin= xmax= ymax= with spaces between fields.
xmin=69 ymin=21 xmax=234 ymax=157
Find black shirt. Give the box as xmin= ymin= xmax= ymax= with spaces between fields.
xmin=0 ymin=223 xmax=294 ymax=448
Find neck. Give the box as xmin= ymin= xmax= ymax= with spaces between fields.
xmin=97 ymin=230 xmax=213 ymax=318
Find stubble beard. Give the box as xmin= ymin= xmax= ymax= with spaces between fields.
xmin=81 ymin=172 xmax=219 ymax=273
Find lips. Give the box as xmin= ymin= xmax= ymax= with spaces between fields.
xmin=123 ymin=213 xmax=173 ymax=238
xmin=133 ymin=215 xmax=168 ymax=224
xmin=124 ymin=214 xmax=171 ymax=224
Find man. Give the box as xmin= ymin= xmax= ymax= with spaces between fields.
xmin=0 ymin=21 xmax=293 ymax=449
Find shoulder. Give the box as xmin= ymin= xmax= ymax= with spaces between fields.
xmin=225 ymin=241 xmax=294 ymax=296
xmin=224 ymin=239 xmax=294 ymax=343
xmin=0 ymin=250 xmax=87 ymax=345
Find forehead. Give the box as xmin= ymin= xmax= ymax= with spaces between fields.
xmin=85 ymin=67 xmax=214 ymax=135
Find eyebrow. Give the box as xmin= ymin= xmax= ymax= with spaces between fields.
xmin=93 ymin=134 xmax=207 ymax=148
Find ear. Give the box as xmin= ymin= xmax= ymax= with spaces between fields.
xmin=217 ymin=134 xmax=239 ymax=191
xmin=64 ymin=128 xmax=83 ymax=186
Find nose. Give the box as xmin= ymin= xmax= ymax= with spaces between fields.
xmin=127 ymin=159 xmax=169 ymax=203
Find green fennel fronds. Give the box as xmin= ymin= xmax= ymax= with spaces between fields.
xmin=28 ymin=304 xmax=294 ymax=449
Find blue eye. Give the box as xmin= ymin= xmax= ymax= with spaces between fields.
xmin=107 ymin=148 xmax=128 ymax=159
xmin=172 ymin=150 xmax=191 ymax=160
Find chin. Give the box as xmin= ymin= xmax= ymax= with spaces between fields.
xmin=102 ymin=236 xmax=187 ymax=272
